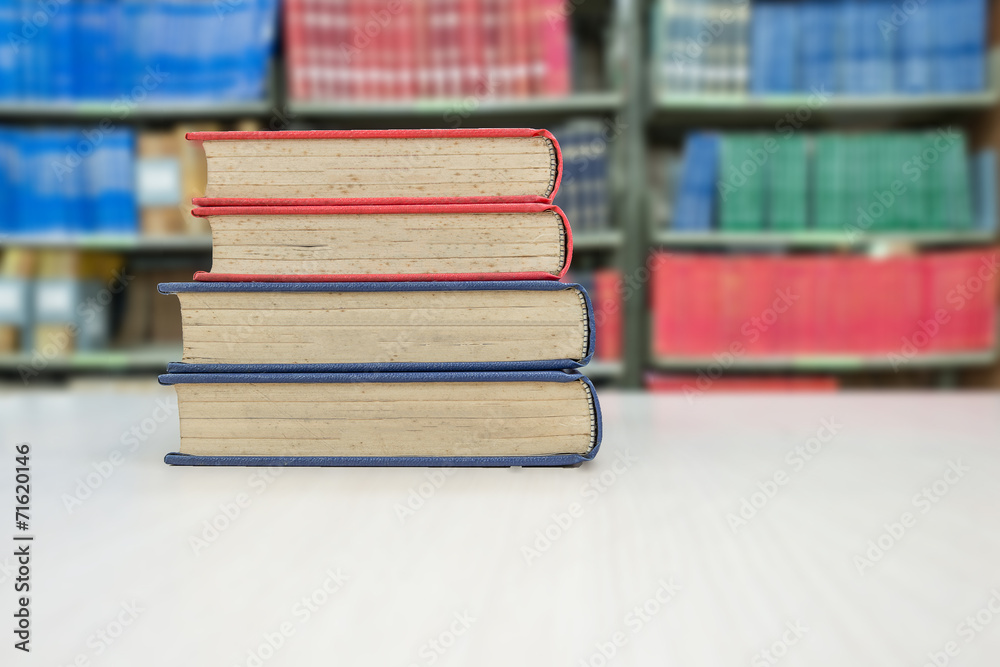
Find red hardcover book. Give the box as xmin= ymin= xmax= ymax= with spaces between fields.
xmin=651 ymin=252 xmax=681 ymax=356
xmin=593 ymin=269 xmax=622 ymax=361
xmin=187 ymin=128 xmax=563 ymax=207
xmin=395 ymin=0 xmax=417 ymax=99
xmin=283 ymin=0 xmax=310 ymax=100
xmin=189 ymin=203 xmax=573 ymax=282
xmin=459 ymin=0 xmax=483 ymax=96
xmin=538 ymin=0 xmax=571 ymax=95
xmin=510 ymin=0 xmax=531 ymax=97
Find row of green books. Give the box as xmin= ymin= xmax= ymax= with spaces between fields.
xmin=711 ymin=130 xmax=975 ymax=233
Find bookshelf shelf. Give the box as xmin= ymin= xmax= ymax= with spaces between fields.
xmin=0 ymin=235 xmax=213 ymax=252
xmin=573 ymin=230 xmax=625 ymax=251
xmin=581 ymin=361 xmax=624 ymax=380
xmin=652 ymin=230 xmax=998 ymax=248
xmin=651 ymin=350 xmax=998 ymax=372
xmin=287 ymin=92 xmax=625 ymax=119
xmin=649 ymin=90 xmax=1000 ymax=125
xmin=0 ymin=345 xmax=178 ymax=373
xmin=0 ymin=101 xmax=278 ymax=122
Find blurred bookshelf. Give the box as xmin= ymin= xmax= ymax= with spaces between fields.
xmin=652 ymin=230 xmax=998 ymax=248
xmin=288 ymin=92 xmax=625 ymax=119
xmin=2 ymin=0 xmax=1000 ymax=390
xmin=652 ymin=350 xmax=999 ymax=373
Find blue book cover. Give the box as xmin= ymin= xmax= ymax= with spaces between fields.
xmin=160 ymin=370 xmax=603 ymax=468
xmin=972 ymin=150 xmax=997 ymax=232
xmin=861 ymin=0 xmax=893 ymax=93
xmin=159 ymin=280 xmax=596 ymax=373
xmin=0 ymin=0 xmax=19 ymax=100
xmin=801 ymin=1 xmax=838 ymax=93
xmin=673 ymin=132 xmax=718 ymax=232
xmin=840 ymin=0 xmax=865 ymax=94
xmin=895 ymin=0 xmax=931 ymax=93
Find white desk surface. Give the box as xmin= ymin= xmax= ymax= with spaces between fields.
xmin=1 ymin=388 xmax=999 ymax=666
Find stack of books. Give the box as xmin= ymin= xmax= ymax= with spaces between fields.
xmin=0 ymin=0 xmax=278 ymax=102
xmin=669 ymin=130 xmax=986 ymax=233
xmin=284 ymin=0 xmax=570 ymax=101
xmin=159 ymin=129 xmax=602 ymax=467
xmin=651 ymin=250 xmax=999 ymax=357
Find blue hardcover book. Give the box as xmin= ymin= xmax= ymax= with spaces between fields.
xmin=895 ymin=0 xmax=931 ymax=93
xmin=0 ymin=127 xmax=10 ymax=234
xmin=673 ymin=132 xmax=718 ymax=232
xmin=861 ymin=0 xmax=893 ymax=93
xmin=160 ymin=370 xmax=602 ymax=468
xmin=972 ymin=150 xmax=998 ymax=232
xmin=751 ymin=1 xmax=798 ymax=94
xmin=800 ymin=0 xmax=838 ymax=93
xmin=0 ymin=0 xmax=19 ymax=100
xmin=87 ymin=127 xmax=136 ymax=233
xmin=840 ymin=0 xmax=865 ymax=94
xmin=928 ymin=0 xmax=959 ymax=92
xmin=159 ymin=280 xmax=595 ymax=373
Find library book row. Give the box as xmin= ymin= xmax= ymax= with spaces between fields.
xmin=653 ymin=0 xmax=987 ymax=96
xmin=663 ymin=129 xmax=997 ymax=235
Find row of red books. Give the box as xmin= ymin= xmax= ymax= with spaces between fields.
xmin=650 ymin=250 xmax=999 ymax=357
xmin=285 ymin=0 xmax=570 ymax=101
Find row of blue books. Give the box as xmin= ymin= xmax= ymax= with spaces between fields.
xmin=552 ymin=120 xmax=612 ymax=233
xmin=0 ymin=0 xmax=277 ymax=102
xmin=0 ymin=127 xmax=136 ymax=235
xmin=752 ymin=0 xmax=986 ymax=95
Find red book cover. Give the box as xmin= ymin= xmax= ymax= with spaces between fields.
xmin=510 ymin=0 xmax=531 ymax=97
xmin=743 ymin=255 xmax=776 ymax=356
xmin=396 ymin=0 xmax=417 ymax=99
xmin=187 ymin=128 xmax=564 ymax=207
xmin=539 ymin=0 xmax=571 ymax=95
xmin=283 ymin=0 xmax=309 ymax=100
xmin=716 ymin=256 xmax=744 ymax=355
xmin=190 ymin=203 xmax=573 ymax=282
xmin=686 ymin=255 xmax=714 ymax=356
xmin=593 ymin=269 xmax=623 ymax=361
xmin=459 ymin=0 xmax=483 ymax=96
xmin=650 ymin=252 xmax=681 ymax=357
